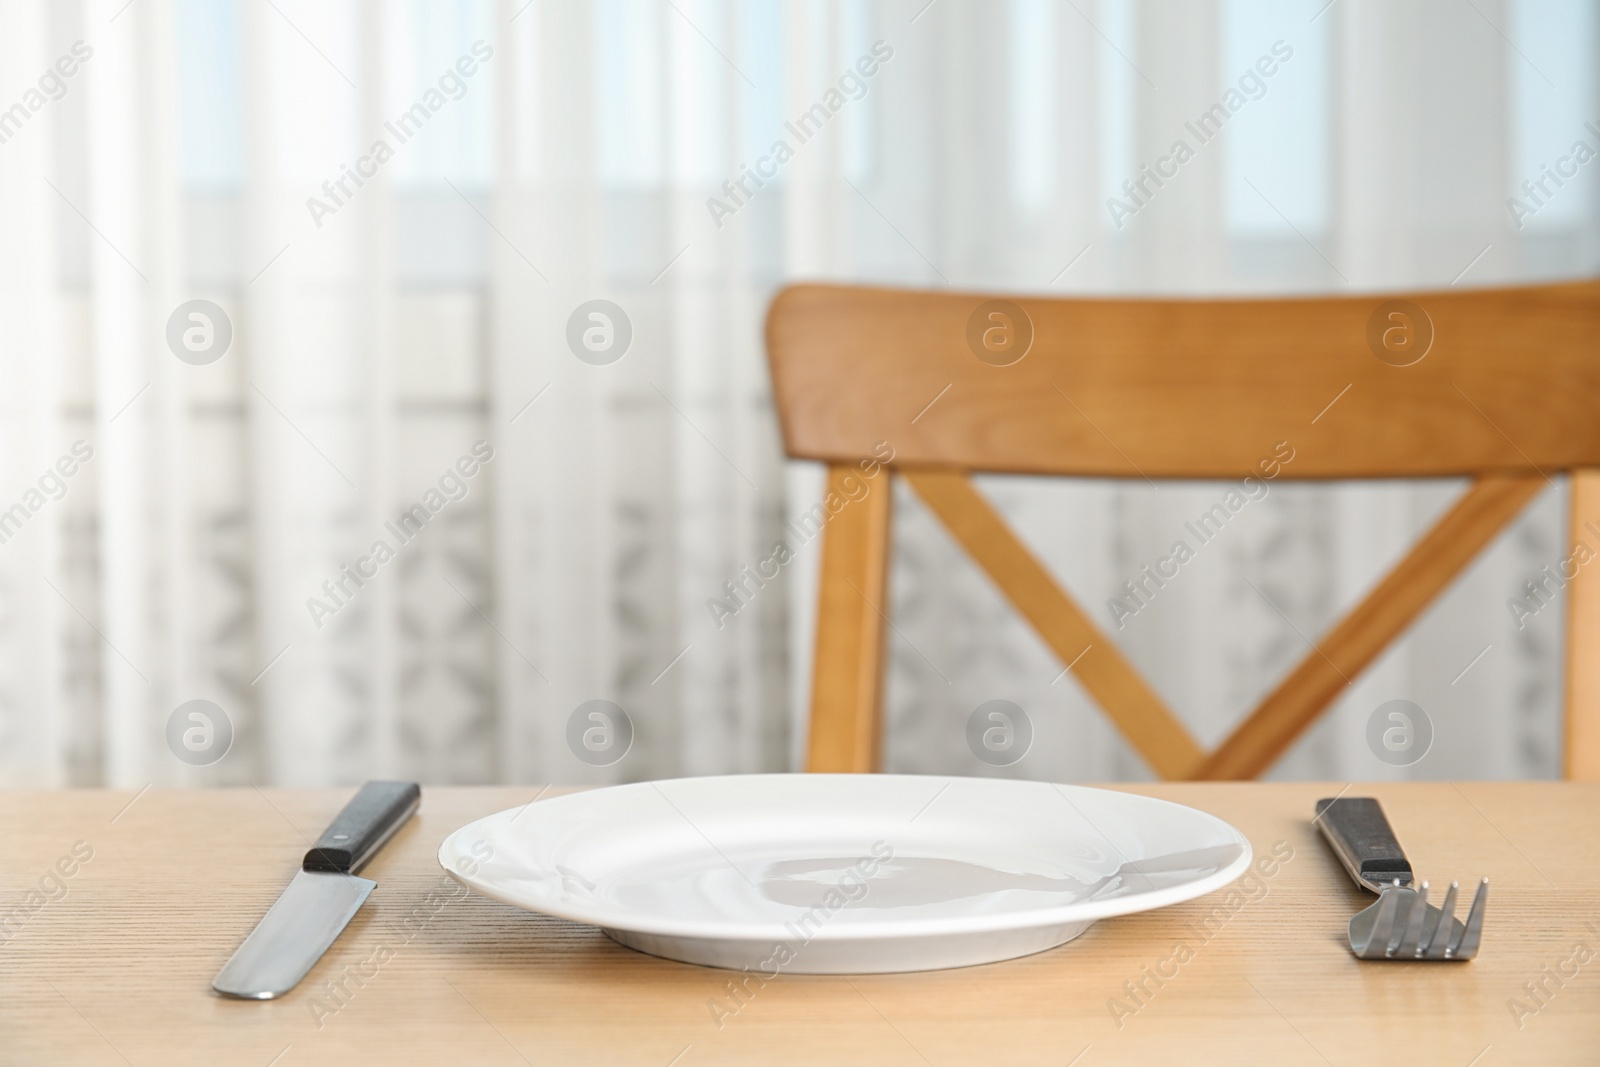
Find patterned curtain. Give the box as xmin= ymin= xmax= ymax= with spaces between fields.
xmin=0 ymin=0 xmax=1589 ymax=787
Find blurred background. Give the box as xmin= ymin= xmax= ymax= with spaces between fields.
xmin=0 ymin=0 xmax=1594 ymax=788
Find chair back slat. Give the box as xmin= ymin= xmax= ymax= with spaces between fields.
xmin=767 ymin=281 xmax=1600 ymax=479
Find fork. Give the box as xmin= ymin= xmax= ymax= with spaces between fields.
xmin=1315 ymin=797 xmax=1487 ymax=961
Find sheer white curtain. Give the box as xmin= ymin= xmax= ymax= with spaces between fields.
xmin=0 ymin=0 xmax=1592 ymax=787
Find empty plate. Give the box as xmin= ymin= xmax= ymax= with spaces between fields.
xmin=438 ymin=774 xmax=1251 ymax=973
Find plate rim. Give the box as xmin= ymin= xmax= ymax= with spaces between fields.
xmin=437 ymin=774 xmax=1254 ymax=942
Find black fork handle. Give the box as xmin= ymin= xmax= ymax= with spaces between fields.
xmin=1315 ymin=796 xmax=1413 ymax=894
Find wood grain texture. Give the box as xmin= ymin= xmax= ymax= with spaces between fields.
xmin=905 ymin=469 xmax=1204 ymax=779
xmin=2 ymin=784 xmax=1597 ymax=1066
xmin=1565 ymin=469 xmax=1600 ymax=781
xmin=1197 ymin=474 xmax=1547 ymax=780
xmin=805 ymin=463 xmax=894 ymax=773
xmin=765 ymin=280 xmax=1600 ymax=478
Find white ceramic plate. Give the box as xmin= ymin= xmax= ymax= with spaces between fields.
xmin=438 ymin=774 xmax=1251 ymax=974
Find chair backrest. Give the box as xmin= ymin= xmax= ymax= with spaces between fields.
xmin=764 ymin=280 xmax=1600 ymax=780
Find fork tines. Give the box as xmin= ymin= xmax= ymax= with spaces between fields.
xmin=1357 ymin=878 xmax=1488 ymax=961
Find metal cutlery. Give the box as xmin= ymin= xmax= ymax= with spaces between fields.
xmin=213 ymin=781 xmax=421 ymax=998
xmin=1315 ymin=796 xmax=1486 ymax=961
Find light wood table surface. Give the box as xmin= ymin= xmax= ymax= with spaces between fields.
xmin=2 ymin=782 xmax=1596 ymax=1066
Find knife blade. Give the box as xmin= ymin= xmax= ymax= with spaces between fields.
xmin=213 ymin=781 xmax=421 ymax=999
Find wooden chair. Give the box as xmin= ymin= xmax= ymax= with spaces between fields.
xmin=764 ymin=281 xmax=1600 ymax=780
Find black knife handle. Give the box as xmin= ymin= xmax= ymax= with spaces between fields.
xmin=1314 ymin=796 xmax=1413 ymax=893
xmin=303 ymin=782 xmax=421 ymax=874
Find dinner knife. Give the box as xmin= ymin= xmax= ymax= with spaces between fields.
xmin=213 ymin=781 xmax=421 ymax=999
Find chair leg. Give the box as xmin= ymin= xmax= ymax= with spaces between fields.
xmin=806 ymin=463 xmax=894 ymax=773
xmin=1565 ymin=469 xmax=1600 ymax=780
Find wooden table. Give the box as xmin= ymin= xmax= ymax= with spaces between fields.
xmin=2 ymin=782 xmax=1596 ymax=1066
